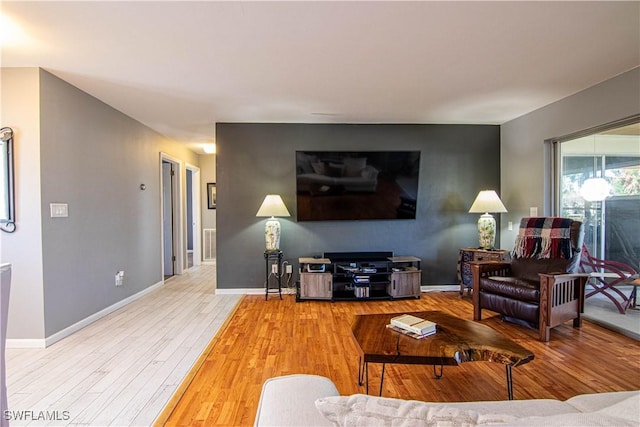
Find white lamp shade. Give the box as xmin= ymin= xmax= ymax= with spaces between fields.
xmin=468 ymin=190 xmax=507 ymax=214
xmin=256 ymin=195 xmax=291 ymax=217
xmin=469 ymin=190 xmax=506 ymax=250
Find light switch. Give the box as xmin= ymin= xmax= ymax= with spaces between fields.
xmin=529 ymin=207 xmax=538 ymax=216
xmin=50 ymin=203 xmax=68 ymax=218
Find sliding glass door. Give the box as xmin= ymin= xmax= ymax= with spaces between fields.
xmin=557 ymin=122 xmax=640 ymax=267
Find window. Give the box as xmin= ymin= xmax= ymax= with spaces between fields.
xmin=555 ymin=120 xmax=640 ymax=268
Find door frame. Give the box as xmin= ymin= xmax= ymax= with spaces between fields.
xmin=160 ymin=153 xmax=184 ymax=278
xmin=186 ymin=163 xmax=202 ymax=268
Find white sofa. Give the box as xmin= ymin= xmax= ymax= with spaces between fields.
xmin=254 ymin=374 xmax=639 ymax=426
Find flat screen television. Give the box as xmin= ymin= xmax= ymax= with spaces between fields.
xmin=295 ymin=151 xmax=421 ymax=221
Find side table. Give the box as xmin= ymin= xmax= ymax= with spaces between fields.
xmin=457 ymin=248 xmax=510 ymax=296
xmin=264 ymin=250 xmax=283 ymax=300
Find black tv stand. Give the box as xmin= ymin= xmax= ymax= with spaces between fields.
xmin=297 ymin=251 xmax=421 ymax=302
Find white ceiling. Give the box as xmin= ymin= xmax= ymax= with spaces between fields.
xmin=2 ymin=1 xmax=639 ymax=153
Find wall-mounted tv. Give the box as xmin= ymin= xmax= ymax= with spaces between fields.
xmin=296 ymin=151 xmax=421 ymax=221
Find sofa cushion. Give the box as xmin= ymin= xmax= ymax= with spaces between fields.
xmin=315 ymin=394 xmax=518 ymax=426
xmin=343 ymin=157 xmax=367 ymax=177
xmin=500 ymin=412 xmax=638 ymax=426
xmin=254 ymin=374 xmax=339 ymax=427
xmin=480 ymin=276 xmax=540 ymax=302
xmin=315 ymin=394 xmax=639 ymax=427
xmin=566 ymin=390 xmax=639 ymax=413
xmin=479 ymin=292 xmax=539 ymax=325
xmin=311 ymin=161 xmax=328 ymax=175
xmin=593 ymin=392 xmax=640 ymax=423
xmin=296 ymin=152 xmax=317 ymax=174
xmin=511 ymin=257 xmax=569 ymax=282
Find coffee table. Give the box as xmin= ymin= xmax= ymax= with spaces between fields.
xmin=351 ymin=311 xmax=534 ymax=400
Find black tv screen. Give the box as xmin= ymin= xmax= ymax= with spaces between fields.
xmin=296 ymin=151 xmax=421 ymax=221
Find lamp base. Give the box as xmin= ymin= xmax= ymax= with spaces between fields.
xmin=264 ymin=217 xmax=281 ymax=251
xmin=477 ymin=213 xmax=496 ymax=249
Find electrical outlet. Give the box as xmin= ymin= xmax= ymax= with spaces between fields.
xmin=115 ymin=271 xmax=124 ymax=287
xmin=286 ymin=264 xmax=292 ymax=274
xmin=271 ymin=264 xmax=278 ymax=274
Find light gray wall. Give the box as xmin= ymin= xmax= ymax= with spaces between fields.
xmin=2 ymin=68 xmax=200 ymax=340
xmin=38 ymin=69 xmax=199 ymax=337
xmin=0 ymin=68 xmax=46 ymax=339
xmin=216 ymin=123 xmax=500 ymax=288
xmin=500 ymin=67 xmax=640 ymax=248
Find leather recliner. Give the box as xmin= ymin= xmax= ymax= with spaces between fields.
xmin=471 ymin=218 xmax=587 ymax=342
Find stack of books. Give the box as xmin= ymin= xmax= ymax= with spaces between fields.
xmin=353 ymin=275 xmax=370 ymax=284
xmin=386 ymin=314 xmax=437 ymax=339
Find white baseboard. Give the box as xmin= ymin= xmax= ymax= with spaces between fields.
xmin=6 ymin=279 xmax=165 ymax=349
xmin=215 ymin=288 xmax=263 ymax=295
xmin=214 ymin=286 xmax=456 ymax=296
xmin=421 ymin=285 xmax=459 ymax=293
xmin=215 ymin=287 xmax=297 ymax=296
xmin=5 ymin=339 xmax=45 ymax=348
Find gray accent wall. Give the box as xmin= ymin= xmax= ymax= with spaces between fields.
xmin=2 ymin=68 xmax=200 ymax=340
xmin=500 ymin=67 xmax=640 ymax=249
xmin=216 ymin=123 xmax=500 ymax=288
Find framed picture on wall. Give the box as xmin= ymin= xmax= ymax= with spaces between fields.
xmin=207 ymin=183 xmax=216 ymax=209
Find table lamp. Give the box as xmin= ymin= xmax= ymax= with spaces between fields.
xmin=256 ymin=194 xmax=290 ymax=251
xmin=468 ymin=190 xmax=507 ymax=249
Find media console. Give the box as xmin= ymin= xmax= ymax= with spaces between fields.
xmin=297 ymin=251 xmax=421 ymax=302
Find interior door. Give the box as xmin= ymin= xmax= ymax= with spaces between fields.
xmin=162 ymin=161 xmax=175 ymax=278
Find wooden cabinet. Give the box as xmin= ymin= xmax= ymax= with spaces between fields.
xmin=387 ymin=256 xmax=421 ymax=298
xmin=457 ymin=248 xmax=510 ymax=295
xmin=298 ymin=254 xmax=421 ymax=301
xmin=298 ymin=258 xmax=332 ymax=301
xmin=388 ymin=271 xmax=421 ymax=298
xmin=299 ymin=272 xmax=332 ymax=300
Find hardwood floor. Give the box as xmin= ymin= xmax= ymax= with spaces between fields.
xmin=5 ymin=265 xmax=239 ymax=427
xmin=161 ymin=292 xmax=640 ymax=426
xmin=6 ymin=267 xmax=638 ymax=426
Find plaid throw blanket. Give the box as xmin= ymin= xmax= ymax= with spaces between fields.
xmin=513 ymin=217 xmax=573 ymax=259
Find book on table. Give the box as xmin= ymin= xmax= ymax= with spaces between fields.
xmin=390 ymin=314 xmax=437 ymax=335
xmin=386 ymin=324 xmax=436 ymax=339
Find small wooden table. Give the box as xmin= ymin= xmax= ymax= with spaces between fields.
xmin=351 ymin=311 xmax=534 ymax=400
xmin=458 ymin=248 xmax=510 ymax=295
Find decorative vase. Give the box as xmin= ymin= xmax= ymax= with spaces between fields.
xmin=264 ymin=218 xmax=281 ymax=251
xmin=477 ymin=213 xmax=496 ymax=249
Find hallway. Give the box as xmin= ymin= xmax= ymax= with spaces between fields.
xmin=5 ymin=265 xmax=238 ymax=426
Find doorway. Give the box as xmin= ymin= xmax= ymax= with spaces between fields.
xmin=556 ymin=122 xmax=640 ymax=264
xmin=162 ymin=161 xmax=175 ymax=279
xmin=161 ymin=154 xmax=184 ymax=280
xmin=186 ymin=164 xmax=202 ymax=269
xmin=552 ymin=118 xmax=640 ymax=338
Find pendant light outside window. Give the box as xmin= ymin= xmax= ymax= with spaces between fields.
xmin=580 ymin=177 xmax=611 ymax=202
xmin=578 ymin=137 xmax=610 ymax=202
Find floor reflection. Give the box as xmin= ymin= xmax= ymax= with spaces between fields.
xmin=583 ymin=285 xmax=639 ymax=341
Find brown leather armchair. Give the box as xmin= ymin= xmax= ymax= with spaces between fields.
xmin=471 ymin=217 xmax=588 ymax=342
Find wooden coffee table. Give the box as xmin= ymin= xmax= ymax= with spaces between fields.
xmin=351 ymin=311 xmax=534 ymax=400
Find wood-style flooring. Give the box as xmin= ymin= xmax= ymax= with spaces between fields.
xmin=5 ymin=265 xmax=239 ymax=427
xmin=161 ymin=291 xmax=640 ymax=426
xmin=6 ymin=265 xmax=639 ymax=426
